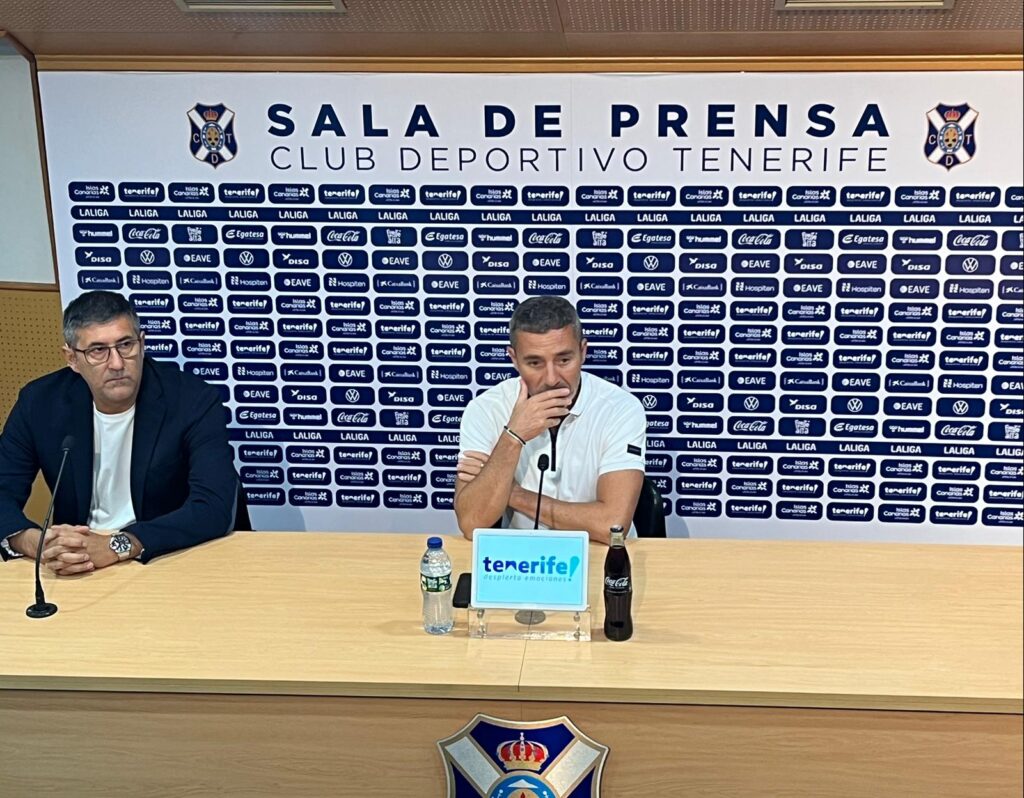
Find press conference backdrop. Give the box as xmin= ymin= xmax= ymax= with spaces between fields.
xmin=37 ymin=70 xmax=1023 ymax=543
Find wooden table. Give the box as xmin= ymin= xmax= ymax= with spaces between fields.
xmin=1 ymin=533 xmax=1020 ymax=796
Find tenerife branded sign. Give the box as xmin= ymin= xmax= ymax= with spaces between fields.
xmin=40 ymin=69 xmax=1023 ymax=544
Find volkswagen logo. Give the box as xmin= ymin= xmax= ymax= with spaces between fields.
xmin=643 ymin=255 xmax=659 ymax=271
xmin=743 ymin=396 xmax=760 ymax=411
xmin=641 ymin=394 xmax=658 ymax=410
xmin=345 ymin=388 xmax=360 ymax=403
xmin=847 ymin=398 xmax=864 ymax=413
xmin=239 ymin=250 xmax=255 ymax=266
xmin=337 ymin=252 xmax=353 ymax=267
xmin=438 ymin=253 xmax=454 ymax=269
xmin=952 ymin=400 xmax=970 ymax=415
xmin=139 ymin=249 xmax=156 ymax=265
xmin=962 ymin=256 xmax=979 ymax=273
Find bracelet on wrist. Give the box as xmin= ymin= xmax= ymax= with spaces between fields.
xmin=503 ymin=425 xmax=526 ymax=446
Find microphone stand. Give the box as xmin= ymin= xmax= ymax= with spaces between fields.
xmin=26 ymin=441 xmax=72 ymax=619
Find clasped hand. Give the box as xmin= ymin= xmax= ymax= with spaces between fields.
xmin=39 ymin=525 xmax=120 ymax=575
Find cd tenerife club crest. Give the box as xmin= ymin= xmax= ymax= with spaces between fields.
xmin=188 ymin=103 xmax=237 ymax=168
xmin=438 ymin=714 xmax=609 ymax=797
xmin=924 ymin=103 xmax=977 ymax=171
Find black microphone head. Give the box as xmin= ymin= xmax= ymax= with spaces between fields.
xmin=537 ymin=454 xmax=550 ymax=471
xmin=60 ymin=435 xmax=75 ymax=452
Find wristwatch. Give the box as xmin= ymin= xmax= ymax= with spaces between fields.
xmin=109 ymin=532 xmax=133 ymax=561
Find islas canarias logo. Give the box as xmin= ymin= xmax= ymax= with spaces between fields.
xmin=924 ymin=103 xmax=977 ymax=171
xmin=438 ymin=714 xmax=609 ymax=797
xmin=188 ymin=103 xmax=237 ymax=167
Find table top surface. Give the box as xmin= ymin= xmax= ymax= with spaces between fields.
xmin=1 ymin=532 xmax=1020 ymax=713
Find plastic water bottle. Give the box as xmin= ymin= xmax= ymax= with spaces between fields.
xmin=420 ymin=536 xmax=454 ymax=635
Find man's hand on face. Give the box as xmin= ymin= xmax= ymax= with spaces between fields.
xmin=505 ymin=379 xmax=571 ymax=442
xmin=42 ymin=526 xmax=119 ymax=576
xmin=456 ymin=450 xmax=490 ymax=484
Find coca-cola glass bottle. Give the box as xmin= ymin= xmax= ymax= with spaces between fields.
xmin=603 ymin=526 xmax=633 ymax=641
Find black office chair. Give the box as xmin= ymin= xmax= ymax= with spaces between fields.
xmin=632 ymin=475 xmax=667 ymax=538
xmin=233 ymin=480 xmax=253 ymax=532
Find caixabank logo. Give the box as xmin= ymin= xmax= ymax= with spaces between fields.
xmin=925 ymin=103 xmax=977 ymax=171
xmin=188 ymin=103 xmax=237 ymax=167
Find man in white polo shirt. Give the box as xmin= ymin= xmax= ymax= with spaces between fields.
xmin=455 ymin=296 xmax=646 ymax=545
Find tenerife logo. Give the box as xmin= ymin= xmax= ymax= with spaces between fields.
xmin=188 ymin=103 xmax=237 ymax=168
xmin=438 ymin=714 xmax=608 ymax=797
xmin=924 ymin=103 xmax=977 ymax=171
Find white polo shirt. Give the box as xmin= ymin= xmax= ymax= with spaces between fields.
xmin=458 ymin=372 xmax=647 ymax=531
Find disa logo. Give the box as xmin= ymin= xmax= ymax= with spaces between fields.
xmin=188 ymin=103 xmax=237 ymax=168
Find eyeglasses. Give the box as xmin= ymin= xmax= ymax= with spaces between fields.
xmin=71 ymin=338 xmax=142 ymax=366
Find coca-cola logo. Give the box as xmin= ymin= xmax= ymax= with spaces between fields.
xmin=604 ymin=576 xmax=630 ymax=590
xmin=325 ymin=229 xmax=361 ymax=243
xmin=736 ymin=233 xmax=774 ymax=246
xmin=335 ymin=411 xmax=371 ymax=423
xmin=127 ymin=227 xmax=162 ymax=240
xmin=526 ymin=232 xmax=565 ymax=245
xmin=733 ymin=419 xmax=769 ymax=433
xmin=939 ymin=423 xmax=979 ymax=437
xmin=952 ymin=234 xmax=992 ymax=247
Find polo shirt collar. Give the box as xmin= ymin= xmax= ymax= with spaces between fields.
xmin=566 ymin=372 xmax=594 ymax=418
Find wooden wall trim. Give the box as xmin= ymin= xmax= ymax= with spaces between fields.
xmin=0 ymin=282 xmax=59 ymax=292
xmin=35 ymin=54 xmax=1023 ymax=72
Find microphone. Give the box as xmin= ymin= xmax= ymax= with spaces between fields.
xmin=26 ymin=435 xmax=74 ymax=619
xmin=533 ymin=454 xmax=550 ymax=531
xmin=548 ymin=426 xmax=558 ymax=473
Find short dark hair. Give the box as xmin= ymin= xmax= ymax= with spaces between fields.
xmin=508 ymin=296 xmax=582 ymax=347
xmin=62 ymin=290 xmax=141 ymax=346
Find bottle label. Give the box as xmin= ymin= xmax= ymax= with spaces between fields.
xmin=421 ymin=573 xmax=452 ymax=593
xmin=604 ymin=576 xmax=631 ymax=591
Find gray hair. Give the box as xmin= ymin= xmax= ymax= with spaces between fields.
xmin=62 ymin=290 xmax=141 ymax=347
xmin=508 ymin=296 xmax=582 ymax=347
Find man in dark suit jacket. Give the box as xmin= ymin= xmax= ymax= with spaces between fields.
xmin=0 ymin=290 xmax=240 ymax=572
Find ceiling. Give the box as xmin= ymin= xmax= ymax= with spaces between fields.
xmin=0 ymin=0 xmax=1021 ymax=60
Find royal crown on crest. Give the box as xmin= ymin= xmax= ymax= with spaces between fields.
xmin=203 ymin=107 xmax=221 ymax=122
xmin=497 ymin=732 xmax=549 ymax=772
xmin=943 ymin=108 xmax=962 ymax=122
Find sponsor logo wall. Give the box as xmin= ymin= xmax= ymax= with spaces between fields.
xmin=39 ymin=71 xmax=1023 ymax=543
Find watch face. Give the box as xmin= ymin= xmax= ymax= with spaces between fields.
xmin=110 ymin=534 xmax=132 ymax=556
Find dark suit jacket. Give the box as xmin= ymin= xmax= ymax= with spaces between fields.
xmin=0 ymin=357 xmax=238 ymax=563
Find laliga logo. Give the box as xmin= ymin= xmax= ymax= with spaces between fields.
xmin=188 ymin=103 xmax=237 ymax=168
xmin=925 ymin=103 xmax=978 ymax=170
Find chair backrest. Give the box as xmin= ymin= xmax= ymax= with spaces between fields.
xmin=632 ymin=476 xmax=667 ymax=538
xmin=233 ymin=481 xmax=253 ymax=532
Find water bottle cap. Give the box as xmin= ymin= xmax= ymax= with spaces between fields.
xmin=427 ymin=536 xmax=443 ymax=549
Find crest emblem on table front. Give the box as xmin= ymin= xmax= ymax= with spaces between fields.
xmin=438 ymin=714 xmax=608 ymax=797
